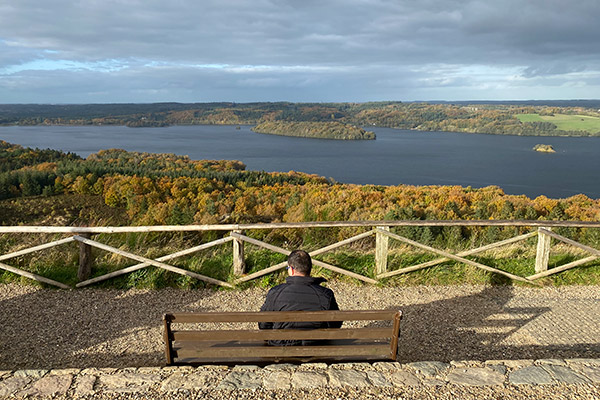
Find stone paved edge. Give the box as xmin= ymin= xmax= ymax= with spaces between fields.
xmin=1 ymin=358 xmax=599 ymax=397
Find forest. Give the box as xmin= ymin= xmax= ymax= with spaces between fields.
xmin=2 ymin=101 xmax=600 ymax=137
xmin=2 ymin=140 xmax=599 ymax=229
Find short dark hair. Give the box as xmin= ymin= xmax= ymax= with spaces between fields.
xmin=287 ymin=250 xmax=312 ymax=275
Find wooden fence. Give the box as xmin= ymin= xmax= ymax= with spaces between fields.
xmin=1 ymin=220 xmax=599 ymax=289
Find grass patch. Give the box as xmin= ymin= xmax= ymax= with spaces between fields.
xmin=516 ymin=113 xmax=600 ymax=133
xmin=2 ymin=237 xmax=600 ymax=288
xmin=89 ymin=247 xmax=236 ymax=290
xmin=315 ymin=252 xmax=376 ymax=281
xmin=380 ymin=251 xmax=600 ymax=286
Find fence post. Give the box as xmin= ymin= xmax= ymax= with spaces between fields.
xmin=375 ymin=226 xmax=390 ymax=276
xmin=233 ymin=230 xmax=245 ymax=275
xmin=78 ymin=233 xmax=93 ymax=281
xmin=535 ymin=227 xmax=552 ymax=273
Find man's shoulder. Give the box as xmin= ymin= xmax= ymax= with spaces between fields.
xmin=266 ymin=282 xmax=288 ymax=295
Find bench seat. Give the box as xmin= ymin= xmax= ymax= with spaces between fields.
xmin=163 ymin=310 xmax=402 ymax=365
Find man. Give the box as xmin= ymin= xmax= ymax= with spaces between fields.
xmin=259 ymin=249 xmax=342 ymax=346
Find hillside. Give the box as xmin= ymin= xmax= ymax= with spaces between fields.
xmin=2 ymin=140 xmax=600 ymax=288
xmin=2 ymin=140 xmax=600 ymax=229
xmin=3 ymin=101 xmax=600 ymax=137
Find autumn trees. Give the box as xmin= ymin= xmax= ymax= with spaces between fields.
xmin=2 ymin=141 xmax=600 ymax=249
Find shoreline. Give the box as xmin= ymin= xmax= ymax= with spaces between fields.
xmin=2 ymin=122 xmax=599 ymax=137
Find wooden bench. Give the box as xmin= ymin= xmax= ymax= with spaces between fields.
xmin=163 ymin=310 xmax=402 ymax=365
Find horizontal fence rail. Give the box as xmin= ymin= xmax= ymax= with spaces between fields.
xmin=0 ymin=220 xmax=599 ymax=288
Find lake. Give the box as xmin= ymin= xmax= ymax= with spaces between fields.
xmin=1 ymin=125 xmax=599 ymax=199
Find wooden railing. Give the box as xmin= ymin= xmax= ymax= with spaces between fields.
xmin=1 ymin=220 xmax=599 ymax=289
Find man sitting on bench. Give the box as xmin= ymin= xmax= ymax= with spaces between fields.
xmin=259 ymin=249 xmax=342 ymax=346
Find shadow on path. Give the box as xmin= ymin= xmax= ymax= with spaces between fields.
xmin=394 ymin=285 xmax=599 ymax=362
xmin=0 ymin=286 xmax=218 ymax=369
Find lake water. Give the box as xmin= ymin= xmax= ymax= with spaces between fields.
xmin=1 ymin=125 xmax=599 ymax=199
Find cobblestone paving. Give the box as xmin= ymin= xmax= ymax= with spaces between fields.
xmin=1 ymin=358 xmax=600 ymax=398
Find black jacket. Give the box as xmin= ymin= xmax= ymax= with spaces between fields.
xmin=259 ymin=276 xmax=342 ymax=345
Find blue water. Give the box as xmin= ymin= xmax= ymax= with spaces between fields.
xmin=1 ymin=125 xmax=599 ymax=199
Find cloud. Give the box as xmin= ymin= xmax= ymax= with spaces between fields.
xmin=521 ymin=64 xmax=589 ymax=78
xmin=1 ymin=0 xmax=600 ymax=102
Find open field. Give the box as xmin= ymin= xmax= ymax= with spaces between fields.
xmin=516 ymin=113 xmax=600 ymax=133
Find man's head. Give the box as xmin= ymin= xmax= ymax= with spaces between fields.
xmin=287 ymin=250 xmax=312 ymax=276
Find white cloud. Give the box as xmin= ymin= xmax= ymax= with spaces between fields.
xmin=1 ymin=59 xmax=127 ymax=74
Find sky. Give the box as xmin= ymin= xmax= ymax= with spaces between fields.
xmin=1 ymin=0 xmax=600 ymax=104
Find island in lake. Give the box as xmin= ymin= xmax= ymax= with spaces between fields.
xmin=251 ymin=121 xmax=376 ymax=140
xmin=533 ymin=144 xmax=556 ymax=153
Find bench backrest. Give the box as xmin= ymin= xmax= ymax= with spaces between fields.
xmin=163 ymin=309 xmax=402 ymax=365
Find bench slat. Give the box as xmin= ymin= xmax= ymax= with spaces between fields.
xmin=175 ymin=343 xmax=392 ymax=360
xmin=172 ymin=327 xmax=393 ymax=342
xmin=167 ymin=310 xmax=398 ymax=323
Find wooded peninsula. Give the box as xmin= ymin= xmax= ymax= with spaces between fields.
xmin=252 ymin=121 xmax=375 ymax=140
xmin=2 ymin=101 xmax=600 ymax=136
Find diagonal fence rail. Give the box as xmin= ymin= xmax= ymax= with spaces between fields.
xmin=1 ymin=220 xmax=599 ymax=288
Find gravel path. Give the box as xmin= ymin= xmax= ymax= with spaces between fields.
xmin=1 ymin=283 xmax=599 ymax=370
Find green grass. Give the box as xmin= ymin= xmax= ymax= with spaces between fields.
xmin=5 ymin=248 xmax=600 ymax=289
xmin=2 ymin=231 xmax=600 ymax=289
xmin=516 ymin=113 xmax=600 ymax=133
